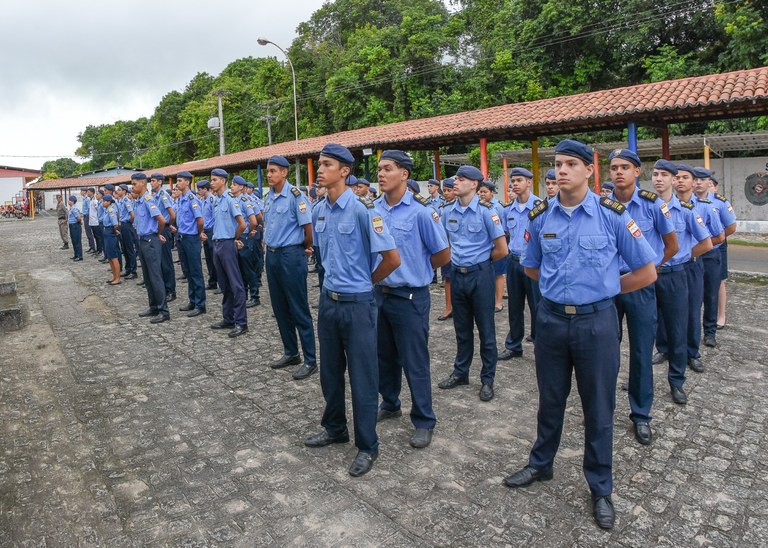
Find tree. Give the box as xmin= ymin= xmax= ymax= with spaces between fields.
xmin=40 ymin=158 xmax=80 ymax=178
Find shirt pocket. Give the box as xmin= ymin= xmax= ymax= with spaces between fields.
xmin=337 ymin=222 xmax=357 ymax=252
xmin=391 ymin=220 xmax=413 ymax=246
xmin=275 ymin=203 xmax=289 ymax=214
xmin=578 ymin=235 xmax=609 ymax=267
xmin=507 ymin=216 xmax=517 ymax=232
xmin=467 ymin=222 xmax=484 ymax=242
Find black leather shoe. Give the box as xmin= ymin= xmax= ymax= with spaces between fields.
xmin=479 ymin=383 xmax=494 ymax=401
xmin=150 ymin=315 xmax=170 ymax=324
xmin=211 ymin=320 xmax=235 ymax=330
xmin=271 ymin=354 xmax=302 ymax=369
xmin=228 ymin=324 xmax=248 ymax=338
xmin=498 ymin=348 xmax=523 ymax=360
xmin=304 ymin=429 xmax=350 ymax=447
xmin=165 ymin=293 xmax=177 ymax=303
xmin=525 ymin=335 xmax=534 ymax=342
xmin=187 ymin=308 xmax=206 ymax=317
xmin=437 ymin=312 xmax=452 ymax=321
xmin=138 ymin=308 xmax=158 ymax=318
xmin=671 ymin=385 xmax=688 ymax=405
xmin=206 ymin=283 xmax=217 ymax=290
xmin=348 ymin=451 xmax=378 ymax=477
xmin=125 ymin=273 xmax=137 ymax=280
xmin=377 ymin=408 xmax=402 ymax=422
xmin=179 ymin=303 xmax=195 ymax=312
xmin=213 ymin=288 xmax=222 ymax=295
xmin=177 ymin=275 xmax=187 ymax=281
xmin=651 ymin=352 xmax=668 ymax=365
xmin=245 ymin=297 xmax=261 ymax=308
xmin=688 ymin=358 xmax=704 ymax=373
xmin=503 ymin=465 xmax=553 ymax=488
xmin=593 ymin=496 xmax=615 ymax=529
xmin=409 ymin=428 xmax=433 ymax=449
xmin=98 ymin=258 xmax=108 ymax=263
xmin=438 ymin=374 xmax=469 ymax=389
xmin=703 ymin=335 xmax=717 ymax=348
xmin=293 ymin=363 xmax=317 ymax=380
xmin=634 ymin=422 xmax=652 ymax=445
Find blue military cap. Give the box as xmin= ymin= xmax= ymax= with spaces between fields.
xmin=455 ymin=165 xmax=484 ymax=182
xmin=150 ymin=173 xmax=165 ymax=181
xmin=601 ymin=181 xmax=615 ymax=191
xmin=510 ymin=167 xmax=534 ymax=179
xmin=608 ymin=148 xmax=641 ymax=167
xmin=95 ymin=188 xmax=104 ymax=196
xmin=102 ymin=194 xmax=114 ymax=203
xmin=253 ymin=189 xmax=262 ymax=198
xmin=407 ymin=179 xmax=420 ymax=193
xmin=710 ymin=173 xmax=720 ymax=185
xmin=88 ymin=187 xmax=95 ymax=193
xmin=231 ymin=175 xmax=246 ymax=186
xmin=196 ymin=179 xmax=210 ymax=189
xmin=380 ymin=150 xmax=414 ymax=173
xmin=80 ymin=187 xmax=88 ymax=191
xmin=104 ymin=183 xmax=115 ymax=191
xmin=442 ymin=177 xmax=455 ymax=189
xmin=676 ymin=164 xmax=695 ymax=176
xmin=309 ymin=187 xmax=317 ymax=199
xmin=245 ymin=181 xmax=254 ymax=189
xmin=267 ymin=155 xmax=290 ymax=168
xmin=555 ymin=139 xmax=594 ymax=165
xmin=68 ymin=195 xmax=77 ymax=203
xmin=427 ymin=179 xmax=440 ymax=187
xmin=653 ymin=159 xmax=678 ymax=175
xmin=118 ymin=184 xmax=129 ymax=191
xmin=545 ymin=169 xmax=556 ymax=180
xmin=480 ymin=180 xmax=496 ymax=191
xmin=130 ymin=172 xmax=147 ymax=180
xmin=320 ymin=143 xmax=354 ymax=165
xmin=211 ymin=168 xmax=228 ymax=178
xmin=369 ymin=188 xmax=378 ymax=198
xmin=692 ymin=167 xmax=712 ymax=179
xmin=346 ymin=174 xmax=358 ymax=186
xmin=176 ymin=171 xmax=193 ymax=180
xmin=300 ymin=186 xmax=309 ymax=194
xmin=356 ymin=178 xmax=371 ymax=186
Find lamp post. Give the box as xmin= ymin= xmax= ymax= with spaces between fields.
xmin=258 ymin=37 xmax=301 ymax=185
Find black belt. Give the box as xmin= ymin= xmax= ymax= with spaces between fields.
xmin=542 ymin=297 xmax=613 ymax=316
xmin=267 ymin=244 xmax=303 ymax=253
xmin=509 ymin=253 xmax=521 ymax=262
xmin=179 ymin=233 xmax=199 ymax=238
xmin=322 ymin=289 xmax=373 ymax=302
xmin=212 ymin=238 xmax=234 ymax=242
xmin=376 ymin=285 xmax=426 ymax=300
xmin=452 ymin=260 xmax=491 ymax=274
xmin=657 ymin=264 xmax=686 ymax=274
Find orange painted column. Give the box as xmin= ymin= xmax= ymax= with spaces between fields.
xmin=502 ymin=158 xmax=509 ymax=202
xmin=480 ymin=138 xmax=489 ymax=179
xmin=307 ymin=157 xmax=315 ymax=188
xmin=593 ymin=151 xmax=601 ymax=194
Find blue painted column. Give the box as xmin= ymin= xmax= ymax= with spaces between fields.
xmin=628 ymin=122 xmax=639 ymax=187
xmin=257 ymin=164 xmax=263 ymax=194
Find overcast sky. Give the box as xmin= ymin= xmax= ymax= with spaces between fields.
xmin=0 ymin=0 xmax=327 ymax=171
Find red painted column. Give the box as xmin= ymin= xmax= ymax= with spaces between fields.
xmin=593 ymin=151 xmax=601 ymax=194
xmin=480 ymin=138 xmax=489 ymax=179
xmin=502 ymin=158 xmax=509 ymax=202
xmin=307 ymin=157 xmax=315 ymax=188
xmin=434 ymin=149 xmax=441 ymax=180
xmin=662 ymin=127 xmax=670 ymax=159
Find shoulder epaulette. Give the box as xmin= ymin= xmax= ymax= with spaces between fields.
xmin=528 ymin=199 xmax=548 ymax=221
xmin=638 ymin=189 xmax=658 ymax=202
xmin=440 ymin=199 xmax=456 ymax=209
xmin=680 ymin=200 xmax=695 ymax=210
xmin=715 ymin=193 xmax=727 ymax=202
xmin=478 ymin=199 xmax=493 ymax=209
xmin=600 ymin=197 xmax=626 ymax=214
xmin=358 ymin=197 xmax=374 ymax=209
xmin=413 ymin=194 xmax=430 ymax=207
xmin=241 ymin=196 xmax=248 ymax=201
xmin=291 ymin=187 xmax=301 ymax=197
xmin=500 ymin=200 xmax=512 ymax=208
xmin=698 ymin=198 xmax=711 ymax=203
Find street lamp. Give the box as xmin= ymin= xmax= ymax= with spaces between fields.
xmin=258 ymin=37 xmax=301 ymax=184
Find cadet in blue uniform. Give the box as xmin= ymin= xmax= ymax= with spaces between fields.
xmin=230 ymin=176 xmax=261 ymax=308
xmin=67 ymin=196 xmax=83 ymax=261
xmin=174 ymin=171 xmax=206 ymax=317
xmin=478 ymin=180 xmax=508 ymax=312
xmin=304 ymin=144 xmax=400 ymax=478
xmin=500 ymin=167 xmax=542 ymax=360
xmin=651 ymin=160 xmax=712 ymax=405
xmin=427 ymin=179 xmax=444 ymax=208
xmin=374 ymin=150 xmax=450 ymax=449
xmin=263 ymin=155 xmax=317 ymax=380
xmin=353 ymin=177 xmax=371 ymax=198
xmin=437 ymin=165 xmax=507 ymax=401
xmin=709 ymin=174 xmax=735 ymax=329
xmin=504 ymin=139 xmax=657 ymax=530
xmin=95 ymin=189 xmax=106 ymax=261
xmin=196 ymin=180 xmax=218 ymax=290
xmin=249 ymin=184 xmax=265 ymax=299
xmin=607 ymin=149 xmax=678 ymax=445
xmin=132 ymin=173 xmax=170 ymax=323
xmin=101 ymin=194 xmax=123 ymax=285
xmin=209 ymin=168 xmax=248 ymax=337
xmin=115 ymin=184 xmax=138 ymax=279
xmin=81 ymin=188 xmax=96 ymax=253
xmin=544 ymin=169 xmax=558 ymax=201
xmin=437 ymin=178 xmax=455 ymax=320
xmin=150 ymin=173 xmax=177 ymax=302
xmin=310 ymin=185 xmax=327 ymax=291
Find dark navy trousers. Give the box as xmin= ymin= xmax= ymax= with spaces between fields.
xmin=68 ymin=222 xmax=83 ymax=259
xmin=138 ymin=234 xmax=168 ymax=317
xmin=92 ymin=223 xmax=103 ymax=254
xmin=253 ymin=234 xmax=264 ymax=296
xmin=237 ymin=236 xmax=259 ymax=300
xmin=450 ymin=261 xmax=497 ymax=384
xmin=160 ymin=226 xmax=176 ymax=295
xmin=376 ymin=286 xmax=436 ymax=429
xmin=701 ymin=248 xmax=721 ymax=337
xmin=213 ymin=240 xmax=247 ymax=327
xmin=529 ymin=300 xmax=620 ymax=497
xmin=179 ymin=234 xmax=206 ymax=310
xmin=615 ymin=285 xmax=656 ymax=424
xmin=120 ymin=221 xmax=137 ymax=274
xmin=318 ymin=291 xmax=379 ymax=454
xmin=655 ymin=268 xmax=688 ymax=388
xmin=202 ymin=228 xmax=217 ymax=286
xmin=313 ymin=246 xmax=325 ymax=290
xmin=266 ymin=245 xmax=316 ymax=364
xmin=83 ymin=215 xmax=95 ymax=251
xmin=504 ymin=256 xmax=541 ymax=353
xmin=657 ymin=259 xmax=704 ymax=360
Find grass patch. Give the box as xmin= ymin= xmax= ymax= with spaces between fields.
xmin=728 ymin=239 xmax=768 ymax=248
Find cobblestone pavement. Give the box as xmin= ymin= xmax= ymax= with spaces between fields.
xmin=1 ymin=217 xmax=766 ymax=547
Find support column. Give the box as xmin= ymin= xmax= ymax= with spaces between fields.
xmin=364 ymin=157 xmax=370 ymax=181
xmin=531 ymin=138 xmax=539 ymax=198
xmin=593 ymin=151 xmax=601 ymax=194
xmin=434 ymin=149 xmax=442 ymax=180
xmin=502 ymin=158 xmax=509 ymax=202
xmin=480 ymin=138 xmax=489 ymax=179
xmin=28 ymin=190 xmax=35 ymax=219
xmin=307 ymin=157 xmax=315 ymax=188
xmin=704 ymin=141 xmax=711 ymax=169
xmin=661 ymin=127 xmax=670 ymax=159
xmin=257 ymin=164 xmax=263 ymax=195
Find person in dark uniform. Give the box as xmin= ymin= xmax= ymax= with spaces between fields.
xmin=174 ymin=171 xmax=206 ymax=317
xmin=197 ymin=180 xmax=218 ymax=290
xmin=249 ymin=185 xmax=266 ymax=301
xmin=209 ymin=168 xmax=248 ymax=337
xmin=103 ymin=184 xmax=123 ymax=273
xmin=66 ymin=195 xmax=83 ymax=260
xmin=374 ymin=150 xmax=450 ymax=449
xmin=56 ymin=195 xmax=69 ymax=249
xmin=709 ymin=174 xmax=735 ymax=329
xmin=230 ymin=176 xmax=261 ymax=308
xmin=115 ymin=184 xmax=138 ymax=279
xmin=607 ymin=149 xmax=678 ymax=445
xmin=263 ymin=155 xmax=317 ymax=380
xmin=437 ymin=165 xmax=507 ymax=401
xmin=131 ymin=173 xmax=170 ymax=323
xmin=101 ymin=194 xmax=123 ymax=285
xmin=304 ymin=143 xmax=400 ymax=478
xmin=150 ymin=173 xmax=177 ymax=302
xmin=504 ymin=139 xmax=657 ymax=530
xmin=81 ymin=188 xmax=96 ymax=253
xmin=478 ymin=180 xmax=508 ymax=312
xmin=437 ymin=177 xmax=455 ymax=320
xmin=500 ymin=167 xmax=541 ymax=360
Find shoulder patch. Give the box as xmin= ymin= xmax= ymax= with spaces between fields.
xmin=358 ymin=197 xmax=374 ymax=209
xmin=638 ymin=189 xmax=658 ymax=202
xmin=413 ymin=193 xmax=430 ymax=207
xmin=600 ymin=197 xmax=626 ymax=214
xmin=698 ymin=198 xmax=712 ymax=204
xmin=440 ymin=199 xmax=455 ymax=209
xmin=478 ymin=199 xmax=493 ymax=209
xmin=679 ymin=200 xmax=695 ymax=210
xmin=715 ymin=193 xmax=727 ymax=202
xmin=291 ymin=187 xmax=301 ymax=197
xmin=528 ymin=199 xmax=548 ymax=221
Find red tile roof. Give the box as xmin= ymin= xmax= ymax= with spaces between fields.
xmin=28 ymin=177 xmax=114 ymax=191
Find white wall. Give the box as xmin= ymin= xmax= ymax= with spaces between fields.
xmin=0 ymin=177 xmax=24 ymax=204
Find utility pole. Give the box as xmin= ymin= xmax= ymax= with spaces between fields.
xmin=213 ymin=89 xmax=229 ymax=156
xmin=258 ymin=104 xmax=279 ymax=146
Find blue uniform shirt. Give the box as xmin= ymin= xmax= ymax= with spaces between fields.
xmin=235 ymin=194 xmax=256 ymax=233
xmin=117 ymin=197 xmax=133 ymax=222
xmin=153 ymin=188 xmax=173 ymax=223
xmin=312 ymin=188 xmax=396 ymax=293
xmin=97 ymin=201 xmax=105 ymax=223
xmin=373 ymin=191 xmax=448 ymax=287
xmin=429 ymin=195 xmax=445 ymax=209
xmin=708 ymin=192 xmax=736 ymax=247
xmin=506 ymin=193 xmax=542 ymax=256
xmin=176 ymin=190 xmax=203 ymax=235
xmin=212 ymin=191 xmax=243 ymax=240
xmin=201 ymin=195 xmax=215 ymax=230
xmin=611 ymin=188 xmax=675 ymax=270
xmin=102 ymin=203 xmax=119 ymax=227
xmin=67 ymin=205 xmax=81 ymax=224
xmin=82 ymin=196 xmax=91 ymax=216
xmin=264 ymin=183 xmax=313 ymax=248
xmin=522 ymin=192 xmax=656 ymax=305
xmin=692 ymin=196 xmax=724 ymax=243
xmin=134 ymin=191 xmax=162 ymax=236
xmin=663 ymin=196 xmax=711 ymax=266
xmin=441 ymin=195 xmax=504 ymax=267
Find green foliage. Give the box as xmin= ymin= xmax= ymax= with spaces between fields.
xmin=40 ymin=158 xmax=80 ymax=178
